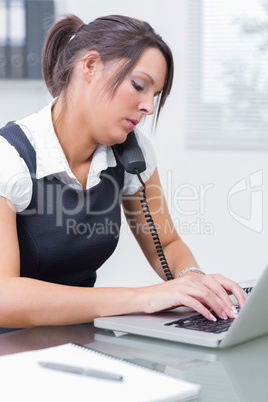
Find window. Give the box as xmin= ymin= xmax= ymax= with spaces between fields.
xmin=186 ymin=0 xmax=268 ymax=149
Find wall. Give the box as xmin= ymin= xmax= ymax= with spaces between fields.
xmin=1 ymin=0 xmax=267 ymax=287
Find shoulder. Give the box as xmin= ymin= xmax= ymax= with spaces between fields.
xmin=0 ymin=130 xmax=33 ymax=212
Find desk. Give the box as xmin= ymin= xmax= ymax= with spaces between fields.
xmin=0 ymin=325 xmax=267 ymax=401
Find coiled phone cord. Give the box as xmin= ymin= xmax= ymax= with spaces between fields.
xmin=135 ymin=169 xmax=174 ymax=281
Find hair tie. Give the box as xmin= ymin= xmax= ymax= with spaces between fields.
xmin=69 ymin=24 xmax=86 ymax=42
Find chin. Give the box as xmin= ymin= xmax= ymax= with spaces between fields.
xmin=110 ymin=131 xmax=130 ymax=146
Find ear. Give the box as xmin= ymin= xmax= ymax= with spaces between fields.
xmin=81 ymin=51 xmax=102 ymax=83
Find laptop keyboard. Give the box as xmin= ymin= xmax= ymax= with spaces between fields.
xmin=164 ymin=311 xmax=238 ymax=334
xmin=243 ymin=286 xmax=253 ymax=294
xmin=164 ymin=286 xmax=253 ymax=335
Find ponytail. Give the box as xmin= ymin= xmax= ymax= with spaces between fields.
xmin=42 ymin=14 xmax=84 ymax=97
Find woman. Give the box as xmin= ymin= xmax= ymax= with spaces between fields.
xmin=0 ymin=14 xmax=246 ymax=328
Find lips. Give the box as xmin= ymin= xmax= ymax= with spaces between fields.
xmin=126 ymin=119 xmax=139 ymax=130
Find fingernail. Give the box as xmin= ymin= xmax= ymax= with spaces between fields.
xmin=222 ymin=311 xmax=228 ymax=320
xmin=210 ymin=314 xmax=217 ymax=322
xmin=230 ymin=308 xmax=238 ymax=318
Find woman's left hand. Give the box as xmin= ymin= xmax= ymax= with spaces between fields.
xmin=180 ymin=271 xmax=248 ymax=318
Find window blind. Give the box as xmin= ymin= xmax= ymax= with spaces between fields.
xmin=186 ymin=0 xmax=268 ymax=149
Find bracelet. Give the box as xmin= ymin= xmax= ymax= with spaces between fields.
xmin=178 ymin=267 xmax=205 ymax=278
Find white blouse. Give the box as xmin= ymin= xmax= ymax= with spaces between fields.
xmin=0 ymin=100 xmax=157 ymax=212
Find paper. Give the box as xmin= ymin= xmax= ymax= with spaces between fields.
xmin=0 ymin=343 xmax=200 ymax=401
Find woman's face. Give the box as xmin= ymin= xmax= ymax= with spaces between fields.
xmin=84 ymin=47 xmax=167 ymax=146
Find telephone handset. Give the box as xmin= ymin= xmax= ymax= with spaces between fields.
xmin=112 ymin=131 xmax=173 ymax=281
xmin=112 ymin=131 xmax=146 ymax=174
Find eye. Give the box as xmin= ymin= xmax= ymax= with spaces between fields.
xmin=132 ymin=80 xmax=144 ymax=92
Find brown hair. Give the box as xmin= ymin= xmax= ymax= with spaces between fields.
xmin=42 ymin=14 xmax=174 ymax=122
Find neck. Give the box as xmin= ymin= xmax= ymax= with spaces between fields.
xmin=51 ymin=96 xmax=98 ymax=170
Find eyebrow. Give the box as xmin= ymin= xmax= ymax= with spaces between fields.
xmin=136 ymin=71 xmax=155 ymax=85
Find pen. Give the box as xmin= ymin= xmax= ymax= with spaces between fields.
xmin=38 ymin=361 xmax=123 ymax=382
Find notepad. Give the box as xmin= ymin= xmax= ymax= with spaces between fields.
xmin=0 ymin=343 xmax=200 ymax=401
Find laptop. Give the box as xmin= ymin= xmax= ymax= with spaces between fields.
xmin=94 ymin=266 xmax=268 ymax=348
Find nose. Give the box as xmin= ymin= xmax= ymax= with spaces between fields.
xmin=138 ymin=96 xmax=155 ymax=116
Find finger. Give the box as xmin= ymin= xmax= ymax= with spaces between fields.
xmin=179 ymin=295 xmax=218 ymax=322
xmin=189 ymin=284 xmax=236 ymax=320
xmin=209 ymin=274 xmax=248 ymax=308
xmin=177 ymin=278 xmax=233 ymax=319
xmin=177 ymin=277 xmax=235 ymax=320
xmin=197 ymin=275 xmax=238 ymax=318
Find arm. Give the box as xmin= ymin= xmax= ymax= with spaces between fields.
xmin=0 ymin=196 xmax=143 ymax=327
xmin=0 ymin=194 xmax=212 ymax=327
xmin=122 ymin=169 xmax=247 ymax=318
xmin=122 ymin=168 xmax=200 ymax=278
